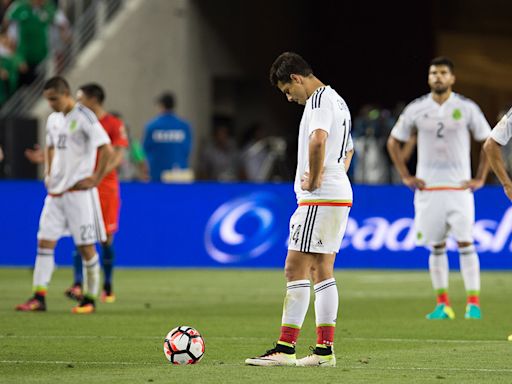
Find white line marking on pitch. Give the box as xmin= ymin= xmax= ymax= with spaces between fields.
xmin=1 ymin=360 xmax=512 ymax=373
xmin=0 ymin=335 xmax=508 ymax=344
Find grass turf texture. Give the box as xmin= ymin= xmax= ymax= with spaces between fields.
xmin=1 ymin=268 xmax=512 ymax=383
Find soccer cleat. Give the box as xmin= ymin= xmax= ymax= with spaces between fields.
xmin=64 ymin=284 xmax=83 ymax=301
xmin=426 ymin=304 xmax=455 ymax=320
xmin=15 ymin=297 xmax=46 ymax=312
xmin=71 ymin=297 xmax=96 ymax=314
xmin=245 ymin=346 xmax=297 ymax=366
xmin=100 ymin=290 xmax=116 ymax=303
xmin=464 ymin=304 xmax=482 ymax=319
xmin=297 ymin=346 xmax=336 ymax=367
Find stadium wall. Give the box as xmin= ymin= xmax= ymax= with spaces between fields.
xmin=1 ymin=182 xmax=512 ymax=269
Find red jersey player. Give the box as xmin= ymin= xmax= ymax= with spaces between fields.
xmin=65 ymin=83 xmax=129 ymax=303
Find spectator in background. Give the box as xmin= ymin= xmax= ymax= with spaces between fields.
xmin=351 ymin=105 xmax=394 ymax=183
xmin=240 ymin=122 xmax=289 ymax=182
xmin=0 ymin=30 xmax=23 ymax=105
xmin=4 ymin=0 xmax=69 ymax=85
xmin=198 ymin=120 xmax=241 ymax=182
xmin=142 ymin=92 xmax=193 ymax=182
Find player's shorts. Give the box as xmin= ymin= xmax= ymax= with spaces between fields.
xmin=414 ymin=189 xmax=474 ymax=246
xmin=288 ymin=205 xmax=351 ymax=254
xmin=98 ymin=187 xmax=120 ymax=235
xmin=37 ymin=188 xmax=107 ymax=246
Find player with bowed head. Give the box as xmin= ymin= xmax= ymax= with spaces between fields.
xmin=16 ymin=76 xmax=113 ymax=314
xmin=245 ymin=52 xmax=354 ymax=367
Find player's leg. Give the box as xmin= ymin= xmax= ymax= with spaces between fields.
xmin=297 ymin=252 xmax=337 ymax=367
xmin=66 ymin=189 xmax=106 ymax=314
xmin=297 ymin=205 xmax=349 ymax=367
xmin=245 ymin=249 xmax=313 ymax=366
xmin=101 ymin=234 xmax=116 ymax=303
xmin=425 ymin=242 xmax=455 ymax=319
xmin=449 ymin=191 xmax=481 ymax=319
xmin=415 ymin=191 xmax=454 ymax=319
xmin=16 ymin=196 xmax=64 ymax=311
xmin=64 ymin=249 xmax=84 ymax=301
xmin=99 ymin=189 xmax=119 ymax=303
xmin=73 ymin=243 xmax=101 ymax=314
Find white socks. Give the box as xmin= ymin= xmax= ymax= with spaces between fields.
xmin=314 ymin=278 xmax=338 ymax=326
xmin=82 ymin=253 xmax=100 ymax=298
xmin=281 ymin=280 xmax=311 ymax=327
xmin=459 ymin=245 xmax=480 ymax=292
xmin=429 ymin=247 xmax=449 ymax=291
xmin=33 ymin=248 xmax=55 ymax=291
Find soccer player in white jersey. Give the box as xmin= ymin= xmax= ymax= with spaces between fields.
xmin=15 ymin=76 xmax=113 ymax=314
xmin=245 ymin=52 xmax=353 ymax=367
xmin=483 ymin=107 xmax=512 ymax=340
xmin=387 ymin=57 xmax=491 ymax=320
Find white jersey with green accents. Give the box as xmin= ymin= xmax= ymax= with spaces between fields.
xmin=391 ymin=92 xmax=491 ymax=188
xmin=490 ymin=107 xmax=512 ymax=145
xmin=295 ymin=85 xmax=353 ymax=205
xmin=46 ymin=103 xmax=110 ymax=194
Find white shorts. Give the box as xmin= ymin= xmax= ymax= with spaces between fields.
xmin=288 ymin=205 xmax=351 ymax=254
xmin=37 ymin=188 xmax=107 ymax=246
xmin=414 ymin=189 xmax=474 ymax=246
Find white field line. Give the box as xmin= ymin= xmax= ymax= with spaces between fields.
xmin=1 ymin=360 xmax=512 ymax=373
xmin=0 ymin=335 xmax=508 ymax=344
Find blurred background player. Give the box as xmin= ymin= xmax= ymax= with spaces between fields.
xmin=142 ymin=92 xmax=193 ymax=182
xmin=15 ymin=76 xmax=113 ymax=314
xmin=483 ymin=107 xmax=512 ymax=341
xmin=387 ymin=57 xmax=491 ymax=320
xmin=245 ymin=52 xmax=354 ymax=367
xmin=64 ymin=83 xmax=129 ymax=303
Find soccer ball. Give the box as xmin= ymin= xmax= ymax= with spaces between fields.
xmin=163 ymin=326 xmax=205 ymax=365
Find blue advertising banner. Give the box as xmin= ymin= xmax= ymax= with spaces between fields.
xmin=0 ymin=181 xmax=511 ymax=269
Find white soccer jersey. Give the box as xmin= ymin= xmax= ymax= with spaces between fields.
xmin=294 ymin=85 xmax=353 ymax=204
xmin=46 ymin=103 xmax=110 ymax=194
xmin=391 ymin=92 xmax=491 ymax=187
xmin=490 ymin=107 xmax=512 ymax=145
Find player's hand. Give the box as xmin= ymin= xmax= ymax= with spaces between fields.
xmin=25 ymin=145 xmax=44 ymax=164
xmin=504 ymin=183 xmax=512 ymax=202
xmin=462 ymin=178 xmax=485 ymax=191
xmin=402 ymin=176 xmax=426 ymax=190
xmin=73 ymin=176 xmax=98 ymax=190
xmin=301 ymin=170 xmax=323 ymax=192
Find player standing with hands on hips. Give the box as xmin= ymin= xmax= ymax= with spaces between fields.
xmin=16 ymin=76 xmax=113 ymax=314
xmin=246 ymin=52 xmax=354 ymax=367
xmin=387 ymin=57 xmax=491 ymax=320
xmin=483 ymin=107 xmax=512 ymax=340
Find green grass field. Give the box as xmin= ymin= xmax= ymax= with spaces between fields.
xmin=1 ymin=268 xmax=512 ymax=383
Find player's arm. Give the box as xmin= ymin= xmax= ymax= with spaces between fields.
xmin=301 ymin=129 xmax=326 ymax=192
xmin=74 ymin=143 xmax=114 ymax=190
xmin=484 ymin=137 xmax=512 ymax=200
xmin=344 ymin=148 xmax=354 ymax=171
xmin=103 ymin=146 xmax=125 ymax=175
xmin=386 ymin=135 xmax=425 ymax=190
xmin=462 ymin=140 xmax=489 ymax=191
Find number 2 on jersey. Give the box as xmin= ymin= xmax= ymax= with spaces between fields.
xmin=436 ymin=122 xmax=444 ymax=138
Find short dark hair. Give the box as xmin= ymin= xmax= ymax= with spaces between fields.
xmin=157 ymin=92 xmax=175 ymax=110
xmin=43 ymin=76 xmax=70 ymax=94
xmin=78 ymin=83 xmax=106 ymax=104
xmin=430 ymin=57 xmax=454 ymax=72
xmin=269 ymin=52 xmax=313 ymax=87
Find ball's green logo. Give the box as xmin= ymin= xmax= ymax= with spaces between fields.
xmin=417 ymin=231 xmax=423 ymax=241
xmin=452 ymin=109 xmax=462 ymax=120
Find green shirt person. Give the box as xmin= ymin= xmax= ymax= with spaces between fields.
xmin=6 ymin=0 xmax=57 ymax=67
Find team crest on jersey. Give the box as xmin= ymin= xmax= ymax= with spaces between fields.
xmin=70 ymin=120 xmax=78 ymax=132
xmin=452 ymin=108 xmax=462 ymax=121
